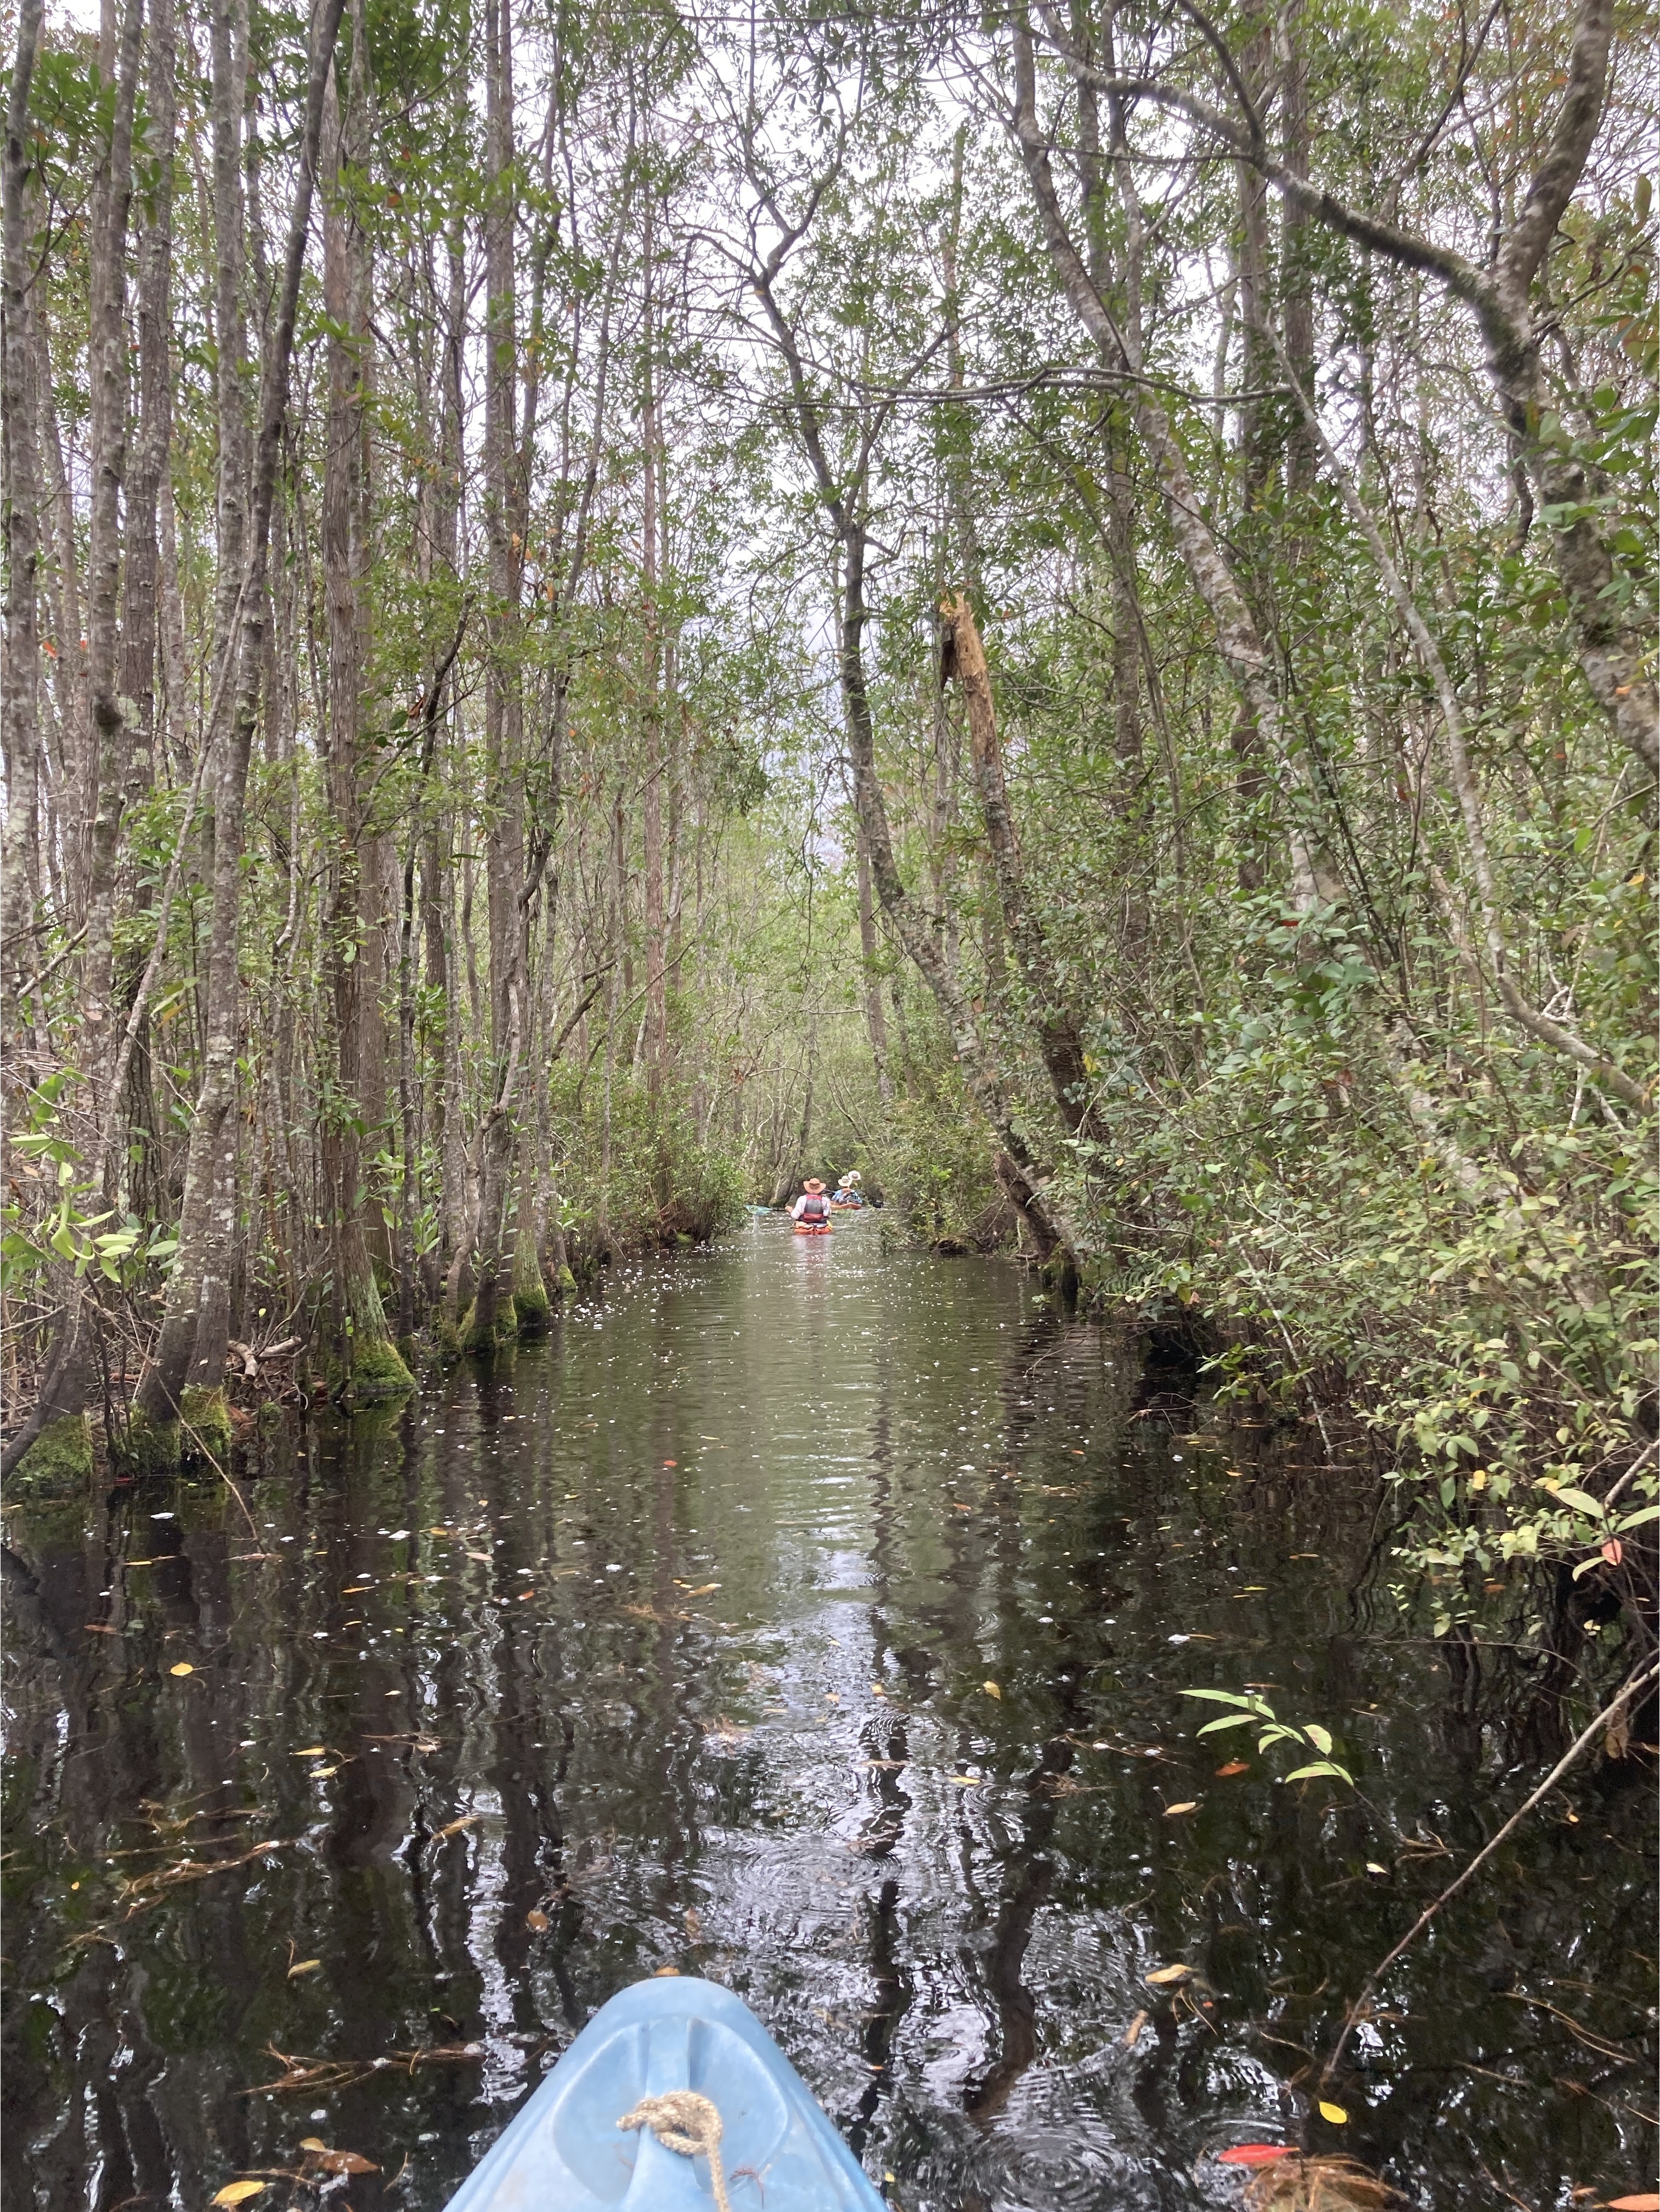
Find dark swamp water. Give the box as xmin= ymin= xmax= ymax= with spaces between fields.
xmin=3 ymin=1221 xmax=1654 ymax=2212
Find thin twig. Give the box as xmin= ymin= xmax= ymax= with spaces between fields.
xmin=1322 ymin=1660 xmax=1660 ymax=2081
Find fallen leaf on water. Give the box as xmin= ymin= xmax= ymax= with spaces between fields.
xmin=1365 ymin=1861 xmax=1388 ymax=1876
xmin=1123 ymin=2009 xmax=1147 ymax=2048
xmin=1318 ymin=2100 xmax=1348 ymax=2124
xmin=983 ymin=1681 xmax=1002 ymax=1700
xmin=85 ymin=1623 xmax=117 ymax=1634
xmin=526 ymin=1909 xmax=550 ymax=1932
xmin=947 ymin=1775 xmax=981 ymax=1786
xmin=684 ymin=1583 xmax=719 ymax=1598
xmin=308 ymin=1766 xmax=337 ymax=1780
xmin=1164 ymin=1801 xmax=1199 ymax=1816
xmin=432 ymin=1814 xmax=482 ymax=1841
xmin=292 ymin=1747 xmax=326 ymax=1758
xmin=341 ymin=1585 xmax=371 ymax=1595
xmin=467 ymin=1551 xmax=490 ymax=1563
xmin=287 ymin=1959 xmax=321 ymax=1978
xmin=1217 ymin=2146 xmax=1294 ymax=2168
xmin=169 ymin=1663 xmax=194 ymax=1677
xmin=654 ymin=1966 xmax=681 ymax=1977
xmin=1607 ymin=2198 xmax=1660 ymax=2210
xmin=1145 ymin=1964 xmax=1190 ymax=1986
xmin=1216 ymin=1761 xmax=1250 ymax=1777
xmin=212 ymin=2182 xmax=268 ymax=2205
xmin=299 ymin=2143 xmax=377 ymax=2176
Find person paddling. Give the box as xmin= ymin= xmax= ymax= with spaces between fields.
xmin=791 ymin=1179 xmax=832 ymax=1226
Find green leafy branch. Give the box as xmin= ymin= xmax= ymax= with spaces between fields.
xmin=1181 ymin=1689 xmax=1353 ymax=1784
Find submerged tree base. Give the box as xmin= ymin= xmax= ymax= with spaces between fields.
xmin=116 ymin=1384 xmax=232 ymax=1476
xmin=331 ymin=1334 xmax=416 ymax=1407
xmin=7 ymin=1413 xmax=94 ymax=1499
xmin=179 ymin=1385 xmax=233 ymax=1464
xmin=457 ymin=1299 xmax=518 ymax=1358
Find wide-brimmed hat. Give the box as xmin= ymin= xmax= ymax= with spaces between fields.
xmin=804 ymin=1178 xmax=826 ymax=1192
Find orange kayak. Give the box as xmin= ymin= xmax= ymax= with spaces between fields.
xmin=793 ymin=1221 xmax=832 ymax=1237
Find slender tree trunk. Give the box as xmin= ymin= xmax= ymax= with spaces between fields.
xmin=641 ymin=191 xmax=668 ymax=1101
xmin=1 ymin=0 xmax=46 ymax=1029
xmin=80 ymin=0 xmax=145 ymax=1041
xmin=940 ymin=594 xmax=1100 ymax=1144
xmin=853 ymin=827 xmax=891 ymax=1104
xmin=1009 ymin=14 xmax=1333 ymax=913
xmin=131 ymin=0 xmax=349 ymax=1462
xmin=319 ymin=20 xmax=411 ymax=1401
xmin=464 ymin=0 xmax=531 ymax=1353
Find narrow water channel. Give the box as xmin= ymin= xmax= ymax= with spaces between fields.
xmin=3 ymin=1223 xmax=1653 ymax=2210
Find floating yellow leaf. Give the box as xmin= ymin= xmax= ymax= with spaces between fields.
xmin=526 ymin=1908 xmax=550 ymax=1932
xmin=1164 ymin=1801 xmax=1198 ymax=1816
xmin=287 ymin=1957 xmax=321 ymax=1977
xmin=292 ymin=1747 xmax=325 ymax=1758
xmin=1145 ymin=1963 xmax=1190 ymax=1985
xmin=169 ymin=1663 xmax=194 ymax=1677
xmin=308 ymin=1766 xmax=337 ymax=1780
xmin=983 ymin=1681 xmax=1002 ymax=1700
xmin=1123 ymin=2009 xmax=1147 ymax=2047
xmin=684 ymin=1583 xmax=719 ymax=1598
xmin=1318 ymin=2100 xmax=1348 ymax=2125
xmin=432 ymin=1813 xmax=482 ymax=1841
xmin=212 ymin=2183 xmax=267 ymax=2206
xmin=947 ymin=1774 xmax=981 ymax=1786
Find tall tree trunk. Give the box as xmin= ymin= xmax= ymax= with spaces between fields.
xmin=1 ymin=0 xmax=45 ymax=1030
xmin=1009 ymin=13 xmax=1332 ymax=913
xmin=130 ymin=0 xmax=349 ymax=1464
xmin=939 ymin=594 xmax=1099 ymax=1144
xmin=318 ymin=14 xmax=411 ymax=1402
xmin=79 ymin=0 xmax=145 ymax=1042
xmin=641 ymin=189 xmax=667 ymax=1100
xmin=110 ymin=0 xmax=176 ymax=1218
xmin=462 ymin=0 xmax=530 ymax=1353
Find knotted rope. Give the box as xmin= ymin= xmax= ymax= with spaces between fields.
xmin=617 ymin=2090 xmax=731 ymax=2212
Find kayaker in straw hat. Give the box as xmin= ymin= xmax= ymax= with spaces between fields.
xmin=791 ymin=1178 xmax=832 ymax=1226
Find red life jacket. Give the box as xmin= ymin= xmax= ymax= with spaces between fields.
xmin=800 ymin=1193 xmax=828 ymax=1220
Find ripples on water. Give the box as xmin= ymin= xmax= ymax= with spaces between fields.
xmin=3 ymin=1223 xmax=1653 ymax=2210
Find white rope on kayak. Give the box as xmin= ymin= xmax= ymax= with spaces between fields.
xmin=617 ymin=2090 xmax=732 ymax=2212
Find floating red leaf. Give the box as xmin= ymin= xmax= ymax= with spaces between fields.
xmin=1217 ymin=2145 xmax=1295 ymax=2167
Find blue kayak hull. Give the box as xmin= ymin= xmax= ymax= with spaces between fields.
xmin=441 ymin=1977 xmax=888 ymax=2212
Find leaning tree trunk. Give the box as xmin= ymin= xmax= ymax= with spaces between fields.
xmin=939 ymin=593 xmax=1100 ymax=1146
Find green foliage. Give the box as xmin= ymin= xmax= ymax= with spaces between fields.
xmin=869 ymin=1070 xmax=1001 ymax=1250
xmin=1181 ymin=1689 xmax=1354 ymax=1785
